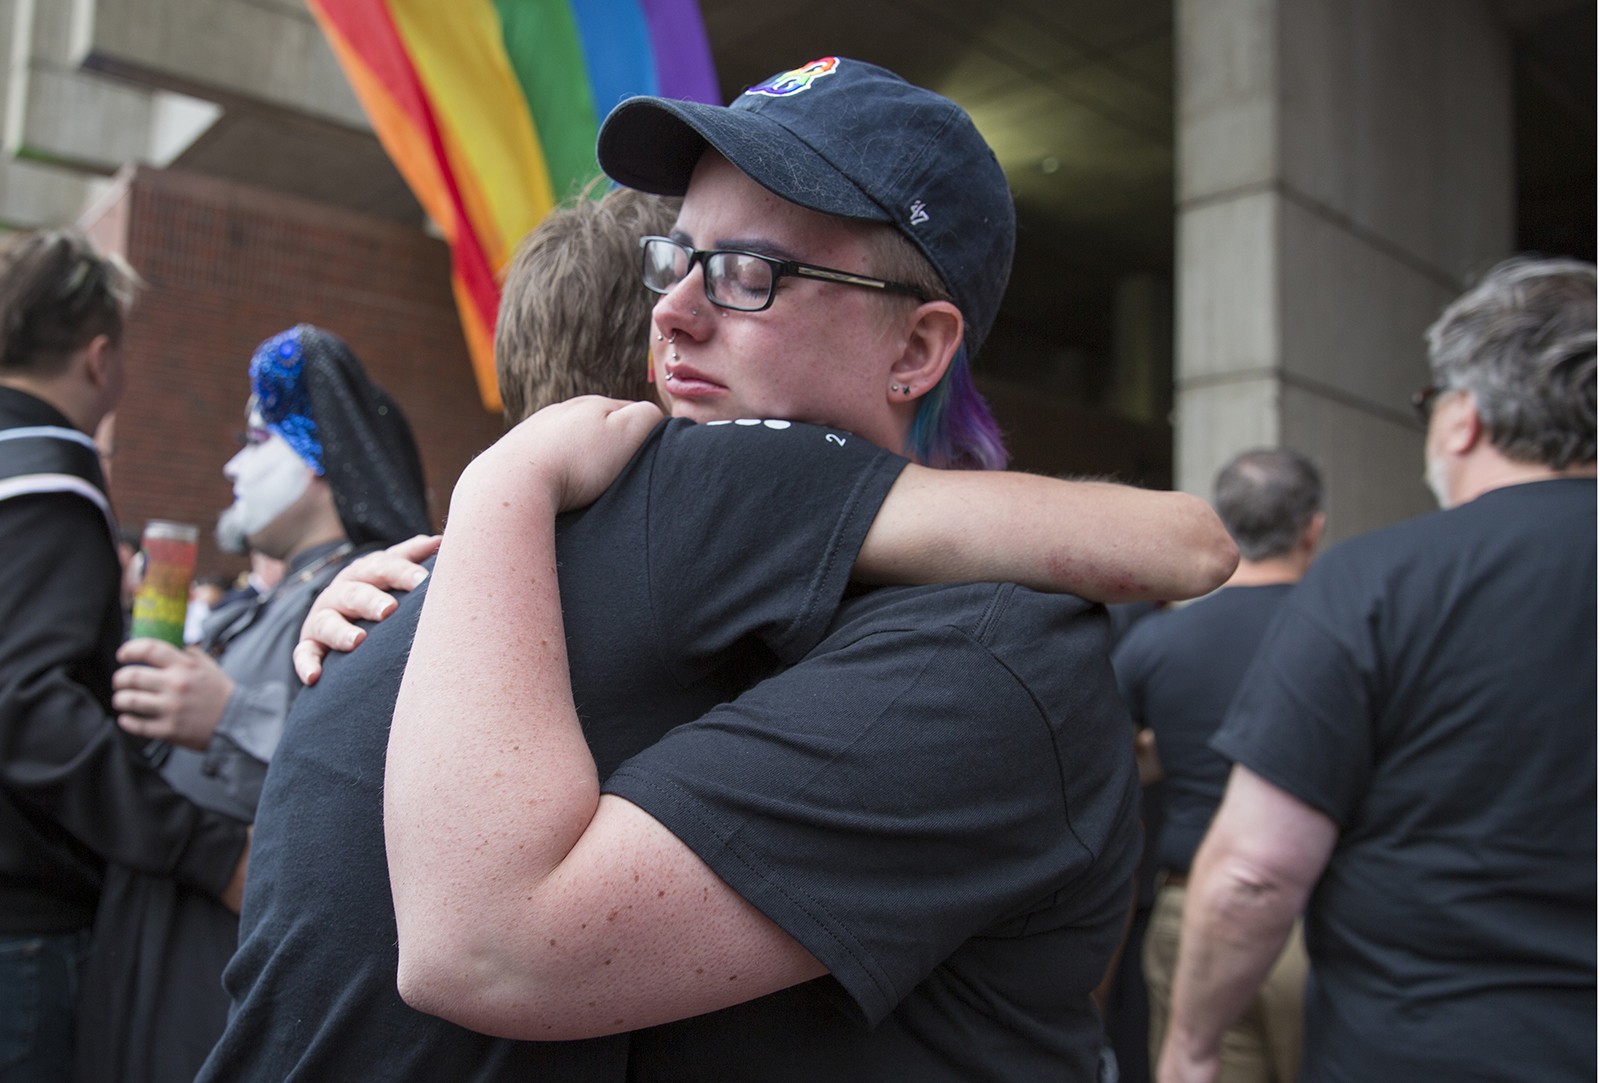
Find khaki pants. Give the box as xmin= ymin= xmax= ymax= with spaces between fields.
xmin=1143 ymin=882 xmax=1308 ymax=1083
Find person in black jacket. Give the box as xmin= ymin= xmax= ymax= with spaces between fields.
xmin=0 ymin=229 xmax=249 ymax=1082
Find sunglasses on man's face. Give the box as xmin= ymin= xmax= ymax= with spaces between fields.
xmin=1410 ymin=384 xmax=1446 ymax=425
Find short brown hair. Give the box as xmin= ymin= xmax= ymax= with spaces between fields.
xmin=0 ymin=229 xmax=139 ymax=377
xmin=495 ymin=183 xmax=679 ymax=424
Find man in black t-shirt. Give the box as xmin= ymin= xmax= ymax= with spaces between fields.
xmin=207 ymin=414 xmax=911 ymax=1082
xmin=1115 ymin=447 xmax=1324 ymax=1083
xmin=1159 ymin=257 xmax=1597 ymax=1083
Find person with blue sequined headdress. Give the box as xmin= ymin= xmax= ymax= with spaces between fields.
xmin=72 ymin=324 xmax=430 ymax=1083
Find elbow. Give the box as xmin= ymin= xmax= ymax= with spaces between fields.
xmin=394 ymin=917 xmax=597 ymax=1041
xmin=1201 ymin=532 xmax=1241 ymax=597
xmin=1175 ymin=494 xmax=1238 ymax=599
xmin=391 ymin=885 xmax=515 ymax=1033
xmin=394 ymin=925 xmax=492 ymax=1030
xmin=1192 ymin=857 xmax=1304 ymax=945
xmin=395 ymin=942 xmax=461 ymax=1021
xmin=395 ymin=928 xmax=536 ymax=1039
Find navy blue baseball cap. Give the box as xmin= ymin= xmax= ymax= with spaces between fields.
xmin=597 ymin=56 xmax=1016 ymax=357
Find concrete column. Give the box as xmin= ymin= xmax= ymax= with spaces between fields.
xmin=1174 ymin=0 xmax=1514 ymax=541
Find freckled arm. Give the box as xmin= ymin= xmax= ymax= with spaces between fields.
xmin=855 ymin=465 xmax=1238 ymax=602
xmin=384 ymin=399 xmax=824 ymax=1042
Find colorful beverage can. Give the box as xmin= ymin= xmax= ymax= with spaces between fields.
xmin=129 ymin=521 xmax=199 ymax=647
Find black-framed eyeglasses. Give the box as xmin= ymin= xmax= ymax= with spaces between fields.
xmin=1410 ymin=384 xmax=1444 ymax=425
xmin=639 ymin=235 xmax=928 ymax=313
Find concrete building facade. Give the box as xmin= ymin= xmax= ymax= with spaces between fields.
xmin=5 ymin=0 xmax=1591 ymax=577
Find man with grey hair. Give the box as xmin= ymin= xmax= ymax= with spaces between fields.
xmin=1113 ymin=447 xmax=1324 ymax=1083
xmin=1158 ymin=256 xmax=1596 ymax=1083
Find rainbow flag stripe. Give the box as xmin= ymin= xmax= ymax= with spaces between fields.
xmin=308 ymin=0 xmax=719 ymax=411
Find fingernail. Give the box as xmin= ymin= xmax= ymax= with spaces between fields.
xmin=406 ymin=569 xmax=428 ymax=588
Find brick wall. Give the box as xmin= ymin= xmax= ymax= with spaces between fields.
xmin=81 ymin=166 xmax=503 ymax=583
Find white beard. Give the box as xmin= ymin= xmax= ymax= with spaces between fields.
xmin=215 ymin=503 xmax=249 ymax=555
xmin=1424 ymin=453 xmax=1453 ymax=509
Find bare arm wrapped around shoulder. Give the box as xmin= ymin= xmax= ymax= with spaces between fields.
xmin=859 ymin=466 xmax=1238 ymax=601
xmin=384 ymin=398 xmax=825 ymax=1041
xmin=306 ymin=454 xmax=1237 ymax=684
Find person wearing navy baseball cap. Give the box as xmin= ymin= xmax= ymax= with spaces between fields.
xmin=385 ymin=58 xmax=1157 ymax=1080
xmin=600 ymin=56 xmax=1015 ymax=471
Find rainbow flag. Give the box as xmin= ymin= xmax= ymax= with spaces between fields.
xmin=308 ymin=0 xmax=719 ymax=412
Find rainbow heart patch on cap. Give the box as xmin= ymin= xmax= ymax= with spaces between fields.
xmin=744 ymin=57 xmax=839 ymax=98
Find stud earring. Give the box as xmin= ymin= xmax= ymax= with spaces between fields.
xmin=890 ymin=381 xmax=913 ymax=396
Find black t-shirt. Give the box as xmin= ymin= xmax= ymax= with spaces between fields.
xmin=612 ymin=581 xmax=1142 ymax=1081
xmin=1112 ymin=583 xmax=1293 ymax=873
xmin=1213 ymin=479 xmax=1597 ymax=1083
xmin=198 ymin=418 xmax=905 ymax=1081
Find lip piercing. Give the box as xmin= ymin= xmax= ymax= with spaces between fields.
xmin=659 ymin=331 xmax=681 ymax=379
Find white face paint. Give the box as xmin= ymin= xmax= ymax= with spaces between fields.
xmin=223 ymin=419 xmax=314 ymax=539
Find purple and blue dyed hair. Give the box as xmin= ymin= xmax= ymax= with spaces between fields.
xmin=907 ymin=343 xmax=1008 ymax=470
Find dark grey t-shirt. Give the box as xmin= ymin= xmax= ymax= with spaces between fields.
xmin=1214 ymin=479 xmax=1597 ymax=1083
xmin=1112 ymin=583 xmax=1294 ymax=874
xmin=199 ymin=417 xmax=905 ymax=1082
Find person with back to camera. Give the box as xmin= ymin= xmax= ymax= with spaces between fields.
xmin=74 ymin=325 xmax=430 ymax=1083
xmin=198 ymin=185 xmax=691 ymax=1083
xmin=1158 ymin=256 xmax=1596 ymax=1083
xmin=382 ymin=56 xmax=1241 ymax=1081
xmin=207 ymin=132 xmax=1236 ymax=1080
xmin=0 ymin=229 xmax=248 ymax=1081
xmin=1115 ymin=447 xmax=1326 ymax=1083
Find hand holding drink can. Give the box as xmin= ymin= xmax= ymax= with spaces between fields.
xmin=129 ymin=521 xmax=199 ymax=647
